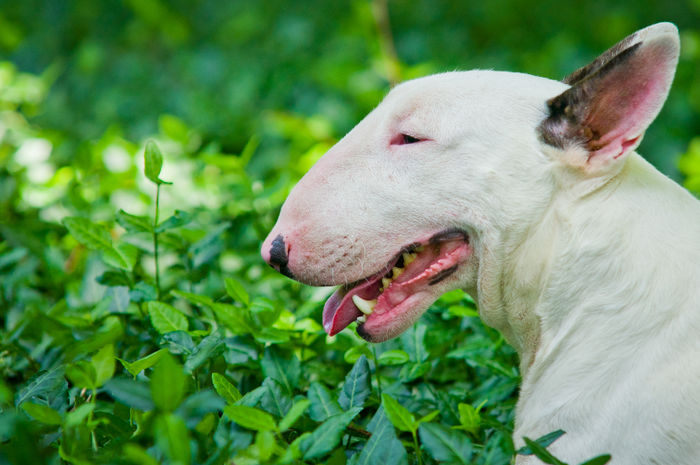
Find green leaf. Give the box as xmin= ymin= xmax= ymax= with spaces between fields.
xmin=147 ymin=301 xmax=189 ymax=334
xmin=279 ymin=399 xmax=310 ymax=432
xmin=401 ymin=324 xmax=429 ymax=362
xmin=118 ymin=349 xmax=166 ymax=377
xmin=344 ymin=344 xmax=373 ymax=364
xmin=122 ymin=444 xmax=159 ymax=465
xmin=419 ymin=423 xmax=472 ymax=465
xmin=104 ymin=378 xmax=155 ymax=411
xmin=154 ymin=413 xmax=190 ymax=465
xmin=64 ymin=403 xmax=95 ymax=428
xmin=211 ymin=373 xmax=241 ymax=404
xmin=579 ymin=455 xmax=612 ymax=465
xmin=378 ymin=349 xmax=410 ymax=366
xmin=521 ymin=437 xmax=567 ymax=465
xmin=354 ymin=406 xmax=408 ymax=465
xmin=171 ymin=290 xmax=213 ymax=308
xmin=338 ymin=354 xmax=371 ymax=411
xmin=517 ymin=429 xmax=566 ymax=455
xmin=211 ymin=303 xmax=254 ymax=334
xmin=300 ymin=407 xmax=362 ymax=460
xmin=260 ymin=378 xmax=292 ymax=418
xmin=382 ymin=393 xmax=417 ymax=434
xmin=144 ymin=140 xmax=170 ymax=184
xmin=116 ymin=210 xmax=153 ymax=233
xmin=150 ymin=353 xmax=186 ymax=412
xmin=224 ymin=277 xmax=249 ymax=306
xmin=307 ymin=382 xmax=342 ymax=422
xmin=65 ymin=361 xmax=97 ymax=390
xmin=155 ymin=210 xmax=192 ymax=232
xmin=63 ymin=217 xmax=113 ymax=251
xmin=21 ymin=402 xmax=62 ymax=425
xmin=261 ymin=346 xmax=300 ymax=394
xmin=456 ymin=402 xmax=481 ymax=435
xmin=224 ymin=405 xmax=277 ymax=432
xmin=92 ymin=344 xmax=115 ymax=387
xmin=184 ymin=333 xmax=224 ymax=374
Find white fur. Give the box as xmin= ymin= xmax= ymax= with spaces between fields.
xmin=263 ymin=23 xmax=700 ymax=463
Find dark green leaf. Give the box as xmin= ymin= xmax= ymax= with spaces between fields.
xmin=300 ymin=407 xmax=362 ymax=460
xmin=260 ymin=346 xmax=300 ymax=394
xmin=104 ymin=378 xmax=155 ymax=411
xmin=260 ymin=378 xmax=292 ymax=418
xmin=307 ymin=382 xmax=342 ymax=422
xmin=354 ymin=406 xmax=408 ymax=465
xmin=338 ymin=355 xmax=371 ymax=411
xmin=419 ymin=423 xmax=472 ymax=465
xmin=517 ymin=430 xmax=566 ymax=455
xmin=521 ymin=437 xmax=567 ymax=465
xmin=579 ymin=455 xmax=612 ymax=465
xmin=184 ymin=333 xmax=224 ymax=374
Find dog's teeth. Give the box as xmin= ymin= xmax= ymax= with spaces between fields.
xmin=392 ymin=267 xmax=404 ymax=279
xmin=352 ymin=295 xmax=377 ymax=315
xmin=356 ymin=315 xmax=366 ymax=323
xmin=381 ymin=277 xmax=392 ymax=289
xmin=403 ymin=252 xmax=417 ymax=265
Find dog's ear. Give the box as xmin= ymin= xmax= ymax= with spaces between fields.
xmin=539 ymin=23 xmax=679 ymax=171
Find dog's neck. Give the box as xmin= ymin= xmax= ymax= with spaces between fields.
xmin=482 ymin=154 xmax=700 ymax=378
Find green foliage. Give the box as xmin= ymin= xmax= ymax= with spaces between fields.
xmin=1 ymin=2 xmax=697 ymax=464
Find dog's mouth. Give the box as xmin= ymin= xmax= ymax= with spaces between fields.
xmin=322 ymin=229 xmax=471 ymax=342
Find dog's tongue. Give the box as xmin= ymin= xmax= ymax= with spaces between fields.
xmin=323 ymin=276 xmax=381 ymax=336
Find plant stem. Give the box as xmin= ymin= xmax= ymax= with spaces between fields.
xmin=153 ymin=183 xmax=161 ymax=300
xmin=413 ymin=431 xmax=423 ymax=465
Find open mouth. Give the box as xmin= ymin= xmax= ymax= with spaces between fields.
xmin=322 ymin=229 xmax=471 ymax=342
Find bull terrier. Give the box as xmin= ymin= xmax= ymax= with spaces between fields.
xmin=262 ymin=23 xmax=700 ymax=464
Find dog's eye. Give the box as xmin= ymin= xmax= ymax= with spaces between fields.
xmin=402 ymin=134 xmax=421 ymax=144
xmin=392 ymin=133 xmax=424 ymax=145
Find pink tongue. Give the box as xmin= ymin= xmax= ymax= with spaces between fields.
xmin=322 ymin=275 xmax=382 ymax=336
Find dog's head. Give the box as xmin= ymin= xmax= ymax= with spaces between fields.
xmin=261 ymin=23 xmax=679 ymax=343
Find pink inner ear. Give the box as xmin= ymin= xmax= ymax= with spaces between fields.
xmin=586 ymin=40 xmax=677 ymax=160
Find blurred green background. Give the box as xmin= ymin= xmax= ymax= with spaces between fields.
xmin=1 ymin=2 xmax=699 ymax=464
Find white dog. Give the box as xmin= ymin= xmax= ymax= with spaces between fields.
xmin=262 ymin=23 xmax=700 ymax=464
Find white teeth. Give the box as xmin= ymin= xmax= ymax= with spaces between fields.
xmin=392 ymin=267 xmax=404 ymax=279
xmin=356 ymin=315 xmax=366 ymax=323
xmin=402 ymin=252 xmax=417 ymax=265
xmin=352 ymin=295 xmax=377 ymax=315
xmin=381 ymin=277 xmax=392 ymax=290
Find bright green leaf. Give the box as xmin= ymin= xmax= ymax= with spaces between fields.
xmin=21 ymin=402 xmax=62 ymax=425
xmin=65 ymin=361 xmax=97 ymax=390
xmin=211 ymin=373 xmax=241 ymax=404
xmin=381 ymin=393 xmax=417 ymax=434
xmin=118 ymin=349 xmax=166 ymax=377
xmin=224 ymin=277 xmax=249 ymax=306
xmin=279 ymin=399 xmax=310 ymax=432
xmin=378 ymin=349 xmax=410 ymax=366
xmin=224 ymin=405 xmax=277 ymax=432
xmin=154 ymin=413 xmax=190 ymax=465
xmin=63 ymin=217 xmax=113 ymax=251
xmin=147 ymin=301 xmax=188 ymax=334
xmin=150 ymin=353 xmax=186 ymax=412
xmin=92 ymin=344 xmax=115 ymax=387
xmin=144 ymin=140 xmax=170 ymax=185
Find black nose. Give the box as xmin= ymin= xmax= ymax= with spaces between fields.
xmin=268 ymin=234 xmax=294 ymax=279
